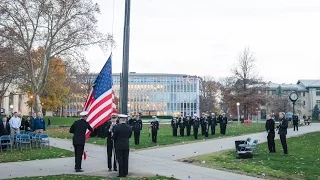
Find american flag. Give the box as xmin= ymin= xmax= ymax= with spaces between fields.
xmin=83 ymin=55 xmax=118 ymax=139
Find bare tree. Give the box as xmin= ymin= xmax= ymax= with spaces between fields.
xmin=221 ymin=48 xmax=267 ymax=119
xmin=0 ymin=0 xmax=114 ymax=112
xmin=199 ymin=76 xmax=221 ymax=114
xmin=0 ymin=44 xmax=22 ymax=107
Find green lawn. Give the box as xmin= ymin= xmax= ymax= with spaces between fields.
xmin=11 ymin=174 xmax=175 ymax=180
xmin=43 ymin=116 xmax=78 ymax=126
xmin=0 ymin=147 xmax=74 ymax=163
xmin=183 ymin=131 xmax=320 ymax=180
xmin=47 ymin=123 xmax=267 ymax=150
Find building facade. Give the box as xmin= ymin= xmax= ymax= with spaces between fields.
xmin=112 ymin=73 xmax=200 ymax=117
xmin=258 ymin=79 xmax=320 ymax=119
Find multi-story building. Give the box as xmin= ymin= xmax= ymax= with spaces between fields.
xmin=259 ymin=79 xmax=320 ymax=119
xmin=112 ymin=73 xmax=200 ymax=117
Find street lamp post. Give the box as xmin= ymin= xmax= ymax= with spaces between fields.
xmin=236 ymin=102 xmax=240 ymax=124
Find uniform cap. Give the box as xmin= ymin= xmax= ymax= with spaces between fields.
xmin=80 ymin=111 xmax=88 ymax=116
xmin=118 ymin=114 xmax=128 ymax=118
xmin=152 ymin=116 xmax=156 ymax=118
xmin=111 ymin=113 xmax=118 ymax=118
xmin=194 ymin=114 xmax=197 ymax=117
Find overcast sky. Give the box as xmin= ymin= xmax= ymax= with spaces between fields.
xmin=87 ymin=0 xmax=320 ymax=84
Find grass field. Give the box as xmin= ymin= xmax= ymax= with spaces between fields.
xmin=11 ymin=174 xmax=175 ymax=180
xmin=183 ymin=131 xmax=320 ymax=180
xmin=0 ymin=147 xmax=74 ymax=163
xmin=47 ymin=123 xmax=267 ymax=150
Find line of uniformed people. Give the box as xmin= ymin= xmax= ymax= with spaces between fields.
xmin=171 ymin=112 xmax=228 ymax=139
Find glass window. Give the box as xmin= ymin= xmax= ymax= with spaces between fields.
xmin=316 ymin=89 xmax=320 ymax=96
xmin=317 ymin=100 xmax=320 ymax=107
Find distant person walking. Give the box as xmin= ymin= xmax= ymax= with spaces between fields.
xmin=69 ymin=111 xmax=93 ymax=172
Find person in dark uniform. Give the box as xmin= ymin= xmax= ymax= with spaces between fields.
xmin=192 ymin=114 xmax=200 ymax=139
xmin=292 ymin=114 xmax=299 ymax=131
xmin=200 ymin=113 xmax=206 ymax=136
xmin=265 ymin=115 xmax=276 ymax=153
xmin=69 ymin=111 xmax=93 ymax=172
xmin=132 ymin=114 xmax=142 ymax=145
xmin=277 ymin=112 xmax=288 ymax=155
xmin=178 ymin=114 xmax=185 ymax=136
xmin=209 ymin=113 xmax=217 ymax=135
xmin=203 ymin=115 xmax=209 ymax=137
xmin=171 ymin=116 xmax=178 ymax=136
xmin=106 ymin=114 xmax=118 ymax=171
xmin=0 ymin=117 xmax=10 ymax=150
xmin=128 ymin=114 xmax=134 ymax=127
xmin=220 ymin=113 xmax=228 ymax=135
xmin=18 ymin=114 xmax=25 ymax=130
xmin=150 ymin=116 xmax=159 ymax=143
xmin=113 ymin=114 xmax=132 ymax=178
xmin=185 ymin=114 xmax=192 ymax=136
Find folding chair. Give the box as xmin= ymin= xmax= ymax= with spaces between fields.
xmin=20 ymin=130 xmax=26 ymax=134
xmin=19 ymin=134 xmax=31 ymax=150
xmin=31 ymin=133 xmax=38 ymax=148
xmin=39 ymin=134 xmax=50 ymax=149
xmin=239 ymin=137 xmax=251 ymax=150
xmin=0 ymin=135 xmax=13 ymax=152
xmin=14 ymin=134 xmax=22 ymax=149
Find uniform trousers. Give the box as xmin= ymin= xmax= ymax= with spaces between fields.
xmin=134 ymin=131 xmax=140 ymax=145
xmin=193 ymin=128 xmax=198 ymax=139
xmin=172 ymin=128 xmax=177 ymax=136
xmin=211 ymin=125 xmax=216 ymax=135
xmin=186 ymin=127 xmax=191 ymax=136
xmin=116 ymin=150 xmax=129 ymax=177
xmin=74 ymin=144 xmax=84 ymax=170
xmin=151 ymin=130 xmax=157 ymax=143
xmin=180 ymin=128 xmax=185 ymax=136
xmin=107 ymin=140 xmax=117 ymax=170
xmin=280 ymin=135 xmax=288 ymax=154
xmin=293 ymin=123 xmax=298 ymax=131
xmin=267 ymin=132 xmax=276 ymax=152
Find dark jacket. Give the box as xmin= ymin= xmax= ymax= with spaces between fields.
xmin=178 ymin=118 xmax=185 ymax=129
xmin=20 ymin=118 xmax=25 ymax=130
xmin=209 ymin=116 xmax=217 ymax=126
xmin=185 ymin=117 xmax=192 ymax=128
xmin=278 ymin=118 xmax=288 ymax=135
xmin=193 ymin=118 xmax=200 ymax=128
xmin=171 ymin=118 xmax=178 ymax=129
xmin=69 ymin=119 xmax=93 ymax=145
xmin=221 ymin=116 xmax=228 ymax=125
xmin=113 ymin=123 xmax=132 ymax=151
xmin=132 ymin=119 xmax=142 ymax=132
xmin=265 ymin=119 xmax=275 ymax=132
xmin=292 ymin=115 xmax=299 ymax=124
xmin=150 ymin=120 xmax=159 ymax=131
xmin=0 ymin=121 xmax=10 ymax=136
xmin=24 ymin=120 xmax=31 ymax=131
xmin=32 ymin=117 xmax=46 ymax=131
xmin=106 ymin=121 xmax=117 ymax=146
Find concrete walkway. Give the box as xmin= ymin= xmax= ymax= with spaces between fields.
xmin=0 ymin=124 xmax=319 ymax=180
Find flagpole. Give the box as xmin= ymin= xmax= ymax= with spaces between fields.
xmin=120 ymin=0 xmax=131 ymax=114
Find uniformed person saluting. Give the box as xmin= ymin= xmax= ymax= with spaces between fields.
xmin=171 ymin=116 xmax=178 ymax=136
xmin=106 ymin=113 xmax=118 ymax=171
xmin=150 ymin=116 xmax=159 ymax=143
xmin=203 ymin=114 xmax=209 ymax=137
xmin=209 ymin=113 xmax=217 ymax=135
xmin=132 ymin=114 xmax=142 ymax=145
xmin=69 ymin=111 xmax=93 ymax=172
xmin=178 ymin=114 xmax=185 ymax=136
xmin=277 ymin=112 xmax=288 ymax=155
xmin=192 ymin=114 xmax=200 ymax=139
xmin=292 ymin=114 xmax=299 ymax=131
xmin=185 ymin=114 xmax=192 ymax=136
xmin=113 ymin=114 xmax=132 ymax=178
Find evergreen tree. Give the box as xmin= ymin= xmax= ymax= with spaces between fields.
xmin=276 ymin=85 xmax=283 ymax=96
xmin=312 ymin=104 xmax=320 ymax=120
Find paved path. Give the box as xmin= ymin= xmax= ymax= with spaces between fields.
xmin=0 ymin=124 xmax=319 ymax=180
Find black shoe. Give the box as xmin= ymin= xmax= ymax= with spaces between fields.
xmin=75 ymin=169 xmax=84 ymax=172
xmin=108 ymin=169 xmax=112 ymax=172
xmin=114 ymin=169 xmax=117 ymax=171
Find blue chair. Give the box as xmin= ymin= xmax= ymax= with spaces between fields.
xmin=20 ymin=130 xmax=26 ymax=134
xmin=14 ymin=134 xmax=22 ymax=149
xmin=38 ymin=134 xmax=50 ymax=149
xmin=0 ymin=135 xmax=13 ymax=152
xmin=31 ymin=133 xmax=38 ymax=148
xmin=19 ymin=134 xmax=31 ymax=150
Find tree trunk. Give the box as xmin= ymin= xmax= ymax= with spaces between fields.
xmin=34 ymin=93 xmax=42 ymax=113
